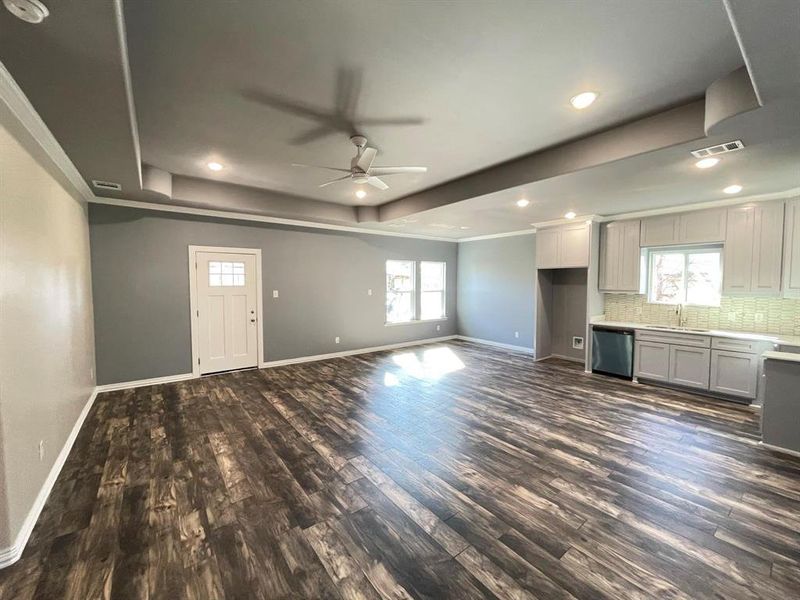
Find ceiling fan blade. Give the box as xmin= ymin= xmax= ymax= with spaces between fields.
xmin=368 ymin=166 xmax=428 ymax=175
xmin=292 ymin=163 xmax=350 ymax=173
xmin=367 ymin=176 xmax=389 ymax=190
xmin=355 ymin=147 xmax=377 ymax=172
xmin=319 ymin=175 xmax=352 ymax=188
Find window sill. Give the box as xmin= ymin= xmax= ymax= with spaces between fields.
xmin=384 ymin=318 xmax=448 ymax=327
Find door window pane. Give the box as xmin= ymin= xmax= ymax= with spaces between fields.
xmin=209 ymin=261 xmax=246 ymax=287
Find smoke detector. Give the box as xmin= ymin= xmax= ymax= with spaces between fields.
xmin=3 ymin=0 xmax=49 ymax=24
xmin=690 ymin=140 xmax=745 ymax=158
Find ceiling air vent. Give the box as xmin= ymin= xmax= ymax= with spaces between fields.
xmin=690 ymin=140 xmax=744 ymax=158
xmin=91 ymin=180 xmax=122 ymax=191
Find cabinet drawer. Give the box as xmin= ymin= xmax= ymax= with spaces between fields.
xmin=711 ymin=337 xmax=765 ymax=353
xmin=636 ymin=330 xmax=711 ymax=348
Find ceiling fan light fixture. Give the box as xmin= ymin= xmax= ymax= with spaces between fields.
xmin=355 ymin=190 xmax=366 ymax=199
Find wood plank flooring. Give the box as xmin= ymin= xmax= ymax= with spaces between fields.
xmin=1 ymin=340 xmax=799 ymax=599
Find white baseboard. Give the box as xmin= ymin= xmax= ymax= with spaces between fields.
xmin=454 ymin=335 xmax=535 ymax=354
xmin=261 ymin=335 xmax=458 ymax=368
xmin=0 ymin=387 xmax=98 ymax=569
xmin=760 ymin=441 xmax=800 ymax=459
xmin=95 ymin=372 xmax=195 ymax=392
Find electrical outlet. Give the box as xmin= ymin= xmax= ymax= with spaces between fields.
xmin=754 ymin=312 xmax=765 ymax=324
xmin=514 ymin=331 xmax=519 ymax=338
xmin=367 ymin=289 xmax=373 ymax=296
xmin=436 ymin=324 xmax=441 ymax=331
xmin=272 ymin=290 xmax=279 ymax=298
xmin=38 ymin=440 xmax=45 ymax=462
xmin=335 ymin=336 xmax=340 ymax=344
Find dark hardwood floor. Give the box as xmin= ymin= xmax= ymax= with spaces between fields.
xmin=2 ymin=340 xmax=799 ymax=599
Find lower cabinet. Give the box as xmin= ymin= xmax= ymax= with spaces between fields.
xmin=709 ymin=350 xmax=759 ymax=399
xmin=669 ymin=345 xmax=711 ymax=389
xmin=634 ymin=341 xmax=670 ymax=382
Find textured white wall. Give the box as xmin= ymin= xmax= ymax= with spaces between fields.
xmin=0 ymin=120 xmax=95 ymax=549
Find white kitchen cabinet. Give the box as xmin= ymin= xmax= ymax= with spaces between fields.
xmin=723 ymin=202 xmax=784 ymax=296
xmin=669 ymin=345 xmax=711 ymax=389
xmin=536 ymin=228 xmax=561 ymax=269
xmin=783 ymin=199 xmax=800 ymax=297
xmin=709 ymin=349 xmax=759 ymax=399
xmin=634 ymin=341 xmax=670 ymax=381
xmin=536 ymin=223 xmax=589 ymax=269
xmin=599 ymin=220 xmax=640 ymax=292
xmin=640 ymin=208 xmax=726 ymax=248
xmin=678 ymin=208 xmax=726 ymax=244
xmin=640 ymin=215 xmax=679 ymax=246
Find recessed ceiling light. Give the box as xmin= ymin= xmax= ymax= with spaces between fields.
xmin=569 ymin=91 xmax=598 ymax=110
xmin=207 ymin=161 xmax=224 ymax=171
xmin=723 ymin=184 xmax=743 ymax=194
xmin=564 ymin=211 xmax=577 ymax=219
xmin=460 ymin=226 xmax=470 ymax=230
xmin=355 ymin=190 xmax=367 ymax=199
xmin=516 ymin=199 xmax=530 ymax=207
xmin=695 ymin=157 xmax=720 ymax=169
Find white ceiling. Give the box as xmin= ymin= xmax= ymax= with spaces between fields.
xmin=124 ymin=0 xmax=743 ymax=207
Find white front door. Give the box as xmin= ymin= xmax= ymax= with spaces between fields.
xmin=196 ymin=251 xmax=258 ymax=374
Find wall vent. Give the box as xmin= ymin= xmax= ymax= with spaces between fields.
xmin=690 ymin=140 xmax=744 ymax=158
xmin=91 ymin=180 xmax=122 ymax=191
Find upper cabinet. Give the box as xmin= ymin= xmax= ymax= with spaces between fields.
xmin=783 ymin=198 xmax=800 ymax=297
xmin=639 ymin=208 xmax=726 ymax=247
xmin=723 ymin=202 xmax=784 ymax=296
xmin=599 ymin=220 xmax=640 ymax=292
xmin=536 ymin=222 xmax=589 ymax=269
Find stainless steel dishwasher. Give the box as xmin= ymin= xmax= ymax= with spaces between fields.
xmin=591 ymin=327 xmax=634 ymax=380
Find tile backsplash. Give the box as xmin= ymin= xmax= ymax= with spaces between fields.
xmin=604 ymin=294 xmax=800 ymax=336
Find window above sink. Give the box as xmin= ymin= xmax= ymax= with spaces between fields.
xmin=644 ymin=245 xmax=723 ymax=307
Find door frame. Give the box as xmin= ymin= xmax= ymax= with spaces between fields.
xmin=188 ymin=245 xmax=264 ymax=377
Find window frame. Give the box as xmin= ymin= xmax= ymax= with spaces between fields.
xmin=385 ymin=259 xmax=417 ymax=324
xmin=420 ymin=261 xmax=447 ymax=321
xmin=645 ymin=244 xmax=723 ymax=307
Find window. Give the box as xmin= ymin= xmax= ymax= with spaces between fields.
xmin=647 ymin=246 xmax=721 ymax=306
xmin=420 ymin=261 xmax=446 ymax=320
xmin=386 ymin=260 xmax=415 ymax=323
xmin=209 ymin=261 xmax=245 ymax=287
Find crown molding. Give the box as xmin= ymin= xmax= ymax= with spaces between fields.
xmin=457 ymin=229 xmax=537 ymax=243
xmin=0 ymin=61 xmax=94 ymax=203
xmin=90 ymin=196 xmax=458 ymax=242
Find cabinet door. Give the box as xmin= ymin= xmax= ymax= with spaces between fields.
xmin=560 ymin=223 xmax=589 ymax=267
xmin=678 ymin=208 xmax=726 ymax=244
xmin=709 ymin=350 xmax=758 ymax=399
xmin=599 ymin=223 xmax=620 ymax=290
xmin=634 ymin=341 xmax=670 ymax=382
xmin=784 ymin=199 xmax=800 ymax=297
xmin=669 ymin=345 xmax=710 ymax=389
xmin=536 ymin=229 xmax=561 ymax=269
xmin=619 ymin=220 xmax=641 ymax=291
xmin=750 ymin=202 xmax=784 ymax=296
xmin=723 ymin=206 xmax=755 ymax=294
xmin=640 ymin=215 xmax=678 ymax=246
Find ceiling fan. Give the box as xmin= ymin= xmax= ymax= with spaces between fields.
xmin=292 ymin=136 xmax=427 ymax=190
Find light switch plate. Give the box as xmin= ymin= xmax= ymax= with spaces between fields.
xmin=272 ymin=290 xmax=279 ymax=298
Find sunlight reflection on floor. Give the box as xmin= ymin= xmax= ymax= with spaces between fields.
xmin=383 ymin=346 xmax=466 ymax=385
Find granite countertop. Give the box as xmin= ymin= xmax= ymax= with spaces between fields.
xmin=589 ymin=318 xmax=800 ymax=347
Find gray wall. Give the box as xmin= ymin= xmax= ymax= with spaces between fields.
xmin=550 ymin=269 xmax=588 ymax=361
xmin=89 ymin=204 xmax=458 ymax=384
xmin=456 ymin=234 xmax=536 ymax=349
xmin=0 ymin=114 xmax=95 ymax=550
